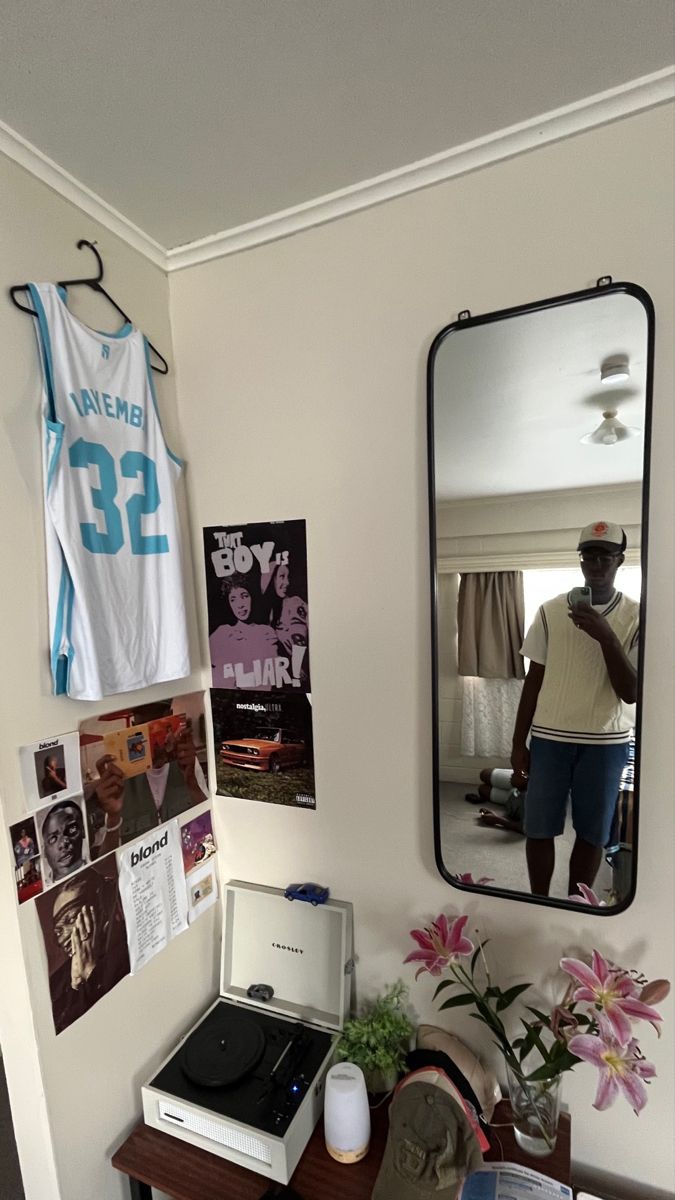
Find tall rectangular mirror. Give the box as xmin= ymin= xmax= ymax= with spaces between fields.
xmin=428 ymin=281 xmax=653 ymax=913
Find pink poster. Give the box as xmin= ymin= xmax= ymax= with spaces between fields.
xmin=203 ymin=520 xmax=310 ymax=693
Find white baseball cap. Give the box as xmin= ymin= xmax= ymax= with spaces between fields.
xmin=577 ymin=521 xmax=626 ymax=551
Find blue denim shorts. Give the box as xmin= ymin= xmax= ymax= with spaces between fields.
xmin=524 ymin=736 xmax=630 ymax=847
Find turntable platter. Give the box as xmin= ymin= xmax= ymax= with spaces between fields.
xmin=181 ymin=1010 xmax=266 ymax=1087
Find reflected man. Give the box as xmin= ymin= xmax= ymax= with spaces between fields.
xmin=511 ymin=522 xmax=638 ymax=898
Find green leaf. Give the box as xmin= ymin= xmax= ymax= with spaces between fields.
xmin=470 ymin=939 xmax=489 ymax=976
xmin=526 ymin=1006 xmax=550 ymax=1025
xmin=496 ymin=983 xmax=531 ymax=1011
xmin=523 ymin=1061 xmax=563 ymax=1082
xmin=438 ymin=993 xmax=475 ymax=1011
xmin=551 ymin=1048 xmax=581 ymax=1073
xmin=432 ymin=979 xmax=456 ymax=1001
xmin=516 ymin=1024 xmax=540 ymax=1063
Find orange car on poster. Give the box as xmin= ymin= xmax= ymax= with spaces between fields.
xmin=220 ymin=729 xmax=305 ymax=773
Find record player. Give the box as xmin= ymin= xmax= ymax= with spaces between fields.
xmin=142 ymin=880 xmax=353 ymax=1183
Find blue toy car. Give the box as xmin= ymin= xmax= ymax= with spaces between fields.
xmin=284 ymin=881 xmax=330 ymax=906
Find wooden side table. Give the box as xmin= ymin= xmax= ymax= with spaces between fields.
xmin=112 ymin=1100 xmax=571 ymax=1199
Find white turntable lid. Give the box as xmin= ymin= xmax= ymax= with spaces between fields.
xmin=221 ymin=880 xmax=353 ymax=1032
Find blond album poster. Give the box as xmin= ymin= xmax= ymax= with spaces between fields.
xmin=203 ymin=520 xmax=310 ymax=693
xmin=211 ymin=690 xmax=315 ymax=809
xmin=19 ymin=731 xmax=83 ymax=811
xmin=80 ymin=693 xmax=209 ymax=859
xmin=117 ymin=819 xmax=188 ymax=974
xmin=36 ymin=856 xmax=130 ymax=1034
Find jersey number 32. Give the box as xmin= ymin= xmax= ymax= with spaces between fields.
xmin=69 ymin=437 xmax=169 ymax=556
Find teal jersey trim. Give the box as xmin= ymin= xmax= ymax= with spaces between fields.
xmin=54 ymin=654 xmax=69 ymax=696
xmin=65 ymin=567 xmax=75 ymax=689
xmin=45 ymin=419 xmax=64 ymax=494
xmin=51 ymin=562 xmax=75 ymax=695
xmin=51 ymin=558 xmax=70 ymax=691
xmin=28 ymin=284 xmax=58 ymax=422
xmin=143 ymin=337 xmax=184 ymax=467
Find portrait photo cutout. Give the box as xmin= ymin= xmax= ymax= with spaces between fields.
xmin=36 ymin=857 xmax=130 ymax=1034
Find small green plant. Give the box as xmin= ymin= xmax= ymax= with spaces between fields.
xmin=335 ymin=982 xmax=413 ymax=1083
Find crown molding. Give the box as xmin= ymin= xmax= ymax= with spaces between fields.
xmin=436 ymin=480 xmax=643 ymax=513
xmin=437 ymin=548 xmax=641 ymax=573
xmin=166 ymin=66 xmax=675 ymax=272
xmin=0 ymin=119 xmax=166 ymax=269
xmin=2 ymin=67 xmax=673 ymax=273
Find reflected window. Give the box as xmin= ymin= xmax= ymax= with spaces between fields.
xmin=523 ymin=566 xmax=641 ymax=633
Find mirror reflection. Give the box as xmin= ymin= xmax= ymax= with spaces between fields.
xmin=430 ymin=285 xmax=651 ymax=910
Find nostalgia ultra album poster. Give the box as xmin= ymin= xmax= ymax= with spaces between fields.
xmin=203 ymin=519 xmax=310 ymax=693
xmin=210 ymin=690 xmax=315 ymax=810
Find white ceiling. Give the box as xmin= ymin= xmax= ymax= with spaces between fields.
xmin=433 ymin=289 xmax=648 ymax=501
xmin=1 ymin=0 xmax=674 ymax=250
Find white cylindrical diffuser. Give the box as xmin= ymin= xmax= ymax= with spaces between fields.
xmin=324 ymin=1062 xmax=371 ymax=1163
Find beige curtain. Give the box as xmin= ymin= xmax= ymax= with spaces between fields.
xmin=457 ymin=571 xmax=525 ymax=680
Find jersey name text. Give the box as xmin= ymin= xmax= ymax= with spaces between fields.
xmin=68 ymin=388 xmax=144 ymax=428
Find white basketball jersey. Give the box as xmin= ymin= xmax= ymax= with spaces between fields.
xmin=28 ymin=283 xmax=191 ymax=700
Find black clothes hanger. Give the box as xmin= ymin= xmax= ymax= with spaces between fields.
xmin=9 ymin=239 xmax=169 ymax=374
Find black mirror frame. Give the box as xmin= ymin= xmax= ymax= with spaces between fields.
xmin=427 ymin=279 xmax=655 ymax=915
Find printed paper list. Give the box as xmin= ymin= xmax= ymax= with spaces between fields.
xmin=118 ymin=820 xmax=188 ymax=973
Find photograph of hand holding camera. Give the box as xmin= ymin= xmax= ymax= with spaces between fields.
xmin=81 ymin=694 xmax=209 ymax=858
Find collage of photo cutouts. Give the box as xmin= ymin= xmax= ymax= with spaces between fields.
xmin=10 ymin=694 xmax=218 ymax=1033
xmin=8 ymin=515 xmax=313 ymax=1034
xmin=204 ymin=519 xmax=315 ymax=811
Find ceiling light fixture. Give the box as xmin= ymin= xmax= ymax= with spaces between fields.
xmin=580 ymin=409 xmax=640 ymax=446
xmin=600 ymin=359 xmax=630 ymax=385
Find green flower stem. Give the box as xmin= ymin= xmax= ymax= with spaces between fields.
xmin=448 ymin=963 xmax=521 ymax=1074
xmin=444 ymin=962 xmax=559 ymax=1149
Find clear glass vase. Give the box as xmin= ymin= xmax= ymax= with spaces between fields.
xmin=505 ymin=1061 xmax=562 ymax=1157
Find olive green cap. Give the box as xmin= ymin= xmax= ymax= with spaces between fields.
xmin=371 ymin=1080 xmax=484 ymax=1199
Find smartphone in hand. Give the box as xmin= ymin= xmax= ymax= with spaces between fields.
xmin=569 ymin=585 xmax=592 ymax=610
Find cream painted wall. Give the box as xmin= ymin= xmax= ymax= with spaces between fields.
xmin=0 ymin=156 xmax=220 ymax=1200
xmin=170 ymin=105 xmax=675 ymax=1197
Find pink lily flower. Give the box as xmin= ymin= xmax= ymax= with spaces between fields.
xmin=560 ymin=950 xmax=663 ymax=1045
xmin=550 ymin=1005 xmax=579 ymax=1041
xmin=567 ymin=883 xmax=605 ymax=906
xmin=453 ymin=872 xmax=494 ymax=886
xmin=404 ymin=913 xmax=474 ymax=979
xmin=639 ymin=979 xmax=671 ymax=1006
xmin=568 ymin=1026 xmax=656 ymax=1114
